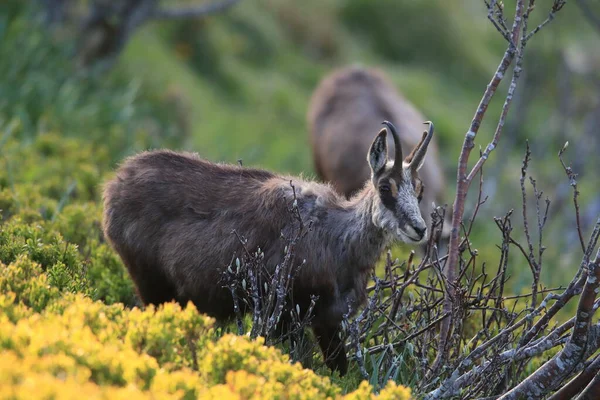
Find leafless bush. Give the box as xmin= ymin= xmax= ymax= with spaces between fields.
xmin=223 ymin=180 xmax=318 ymax=365
xmin=351 ymin=141 xmax=600 ymax=398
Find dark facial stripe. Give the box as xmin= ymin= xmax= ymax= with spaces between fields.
xmin=378 ymin=178 xmax=398 ymax=211
xmin=381 ymin=190 xmax=396 ymax=211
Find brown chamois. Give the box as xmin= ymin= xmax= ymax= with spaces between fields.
xmin=102 ymin=121 xmax=434 ymax=375
xmin=308 ymin=66 xmax=450 ymax=238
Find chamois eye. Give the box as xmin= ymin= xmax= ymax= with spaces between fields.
xmin=379 ymin=183 xmax=391 ymax=193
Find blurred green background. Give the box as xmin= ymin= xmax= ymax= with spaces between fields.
xmin=1 ymin=0 xmax=600 ymax=305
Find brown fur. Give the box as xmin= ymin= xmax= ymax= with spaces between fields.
xmin=307 ymin=66 xmax=449 ymax=234
xmin=103 ymin=134 xmax=431 ymax=375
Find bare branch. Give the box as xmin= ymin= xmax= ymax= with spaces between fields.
xmin=465 ymin=35 xmax=527 ymax=183
xmin=434 ymin=0 xmax=526 ymax=378
xmin=559 ymin=143 xmax=586 ymax=253
xmin=498 ymin=250 xmax=600 ymax=399
xmin=485 ymin=0 xmax=511 ymax=42
xmin=520 ymin=219 xmax=600 ymax=346
xmin=575 ymin=369 xmax=600 ymax=400
xmin=525 ymin=0 xmax=568 ymax=41
xmin=548 ymin=354 xmax=600 ymax=400
xmin=73 ymin=0 xmax=243 ymax=69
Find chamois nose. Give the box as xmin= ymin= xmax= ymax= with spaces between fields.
xmin=413 ymin=226 xmax=427 ymax=239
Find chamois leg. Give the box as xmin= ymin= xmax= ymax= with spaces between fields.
xmin=121 ymin=253 xmax=182 ymax=307
xmin=131 ymin=268 xmax=181 ymax=307
xmin=312 ymin=320 xmax=348 ymax=375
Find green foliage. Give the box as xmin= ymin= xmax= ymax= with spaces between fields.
xmin=0 ymin=183 xmax=139 ymax=306
xmin=0 ymin=0 xmax=194 ymax=309
xmin=0 ymin=255 xmax=61 ymax=312
xmin=0 ymin=130 xmax=141 ymax=305
xmin=0 ymin=217 xmax=87 ymax=293
xmin=340 ymin=0 xmax=500 ymax=85
xmin=0 ymin=0 xmax=188 ymax=161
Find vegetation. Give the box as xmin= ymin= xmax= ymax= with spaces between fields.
xmin=0 ymin=291 xmax=410 ymax=399
xmin=1 ymin=0 xmax=600 ymax=398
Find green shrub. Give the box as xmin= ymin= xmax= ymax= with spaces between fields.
xmin=0 ymin=204 xmax=139 ymax=305
xmin=0 ymin=0 xmax=187 ymax=161
xmin=0 ymin=255 xmax=61 ymax=311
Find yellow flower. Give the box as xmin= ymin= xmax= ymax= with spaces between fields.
xmin=0 ymin=291 xmax=412 ymax=399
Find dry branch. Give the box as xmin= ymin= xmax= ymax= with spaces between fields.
xmin=549 ymin=354 xmax=600 ymax=400
xmin=576 ymin=370 xmax=600 ymax=400
xmin=223 ymin=181 xmax=317 ymax=366
xmin=559 ymin=143 xmax=586 ymax=253
xmin=434 ymin=0 xmax=527 ymax=377
xmin=499 ymin=250 xmax=600 ymax=399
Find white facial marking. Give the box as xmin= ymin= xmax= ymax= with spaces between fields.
xmin=372 ymin=167 xmax=428 ymax=244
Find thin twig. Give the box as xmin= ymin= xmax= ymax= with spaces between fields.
xmin=559 ymin=143 xmax=586 ymax=253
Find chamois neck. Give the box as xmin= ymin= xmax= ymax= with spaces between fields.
xmin=337 ymin=184 xmax=388 ymax=268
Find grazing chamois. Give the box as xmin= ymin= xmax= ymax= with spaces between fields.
xmin=308 ymin=66 xmax=449 ymax=238
xmin=102 ymin=120 xmax=434 ymax=375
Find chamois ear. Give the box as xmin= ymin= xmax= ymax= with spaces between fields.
xmin=368 ymin=128 xmax=388 ymax=177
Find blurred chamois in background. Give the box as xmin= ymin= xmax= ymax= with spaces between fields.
xmin=308 ymin=66 xmax=450 ymax=240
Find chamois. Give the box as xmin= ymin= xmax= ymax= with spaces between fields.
xmin=308 ymin=66 xmax=449 ymax=237
xmin=102 ymin=121 xmax=434 ymax=375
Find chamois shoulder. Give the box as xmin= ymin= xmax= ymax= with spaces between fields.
xmin=264 ymin=176 xmax=352 ymax=213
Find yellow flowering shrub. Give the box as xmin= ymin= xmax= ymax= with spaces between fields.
xmin=344 ymin=381 xmax=412 ymax=400
xmin=0 ymin=255 xmax=61 ymax=312
xmin=199 ymin=350 xmax=412 ymax=400
xmin=0 ymin=293 xmax=32 ymax=324
xmin=0 ymin=201 xmax=136 ymax=306
xmin=0 ymin=219 xmax=89 ymax=300
xmin=124 ymin=301 xmax=214 ymax=370
xmin=200 ymin=334 xmax=340 ymax=398
xmin=0 ymin=293 xmax=412 ymax=399
xmin=0 ymin=351 xmax=174 ymax=400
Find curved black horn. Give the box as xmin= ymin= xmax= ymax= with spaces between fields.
xmin=409 ymin=121 xmax=434 ymax=171
xmin=381 ymin=120 xmax=403 ymax=172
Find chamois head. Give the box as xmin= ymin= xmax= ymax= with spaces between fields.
xmin=368 ymin=120 xmax=434 ymax=244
